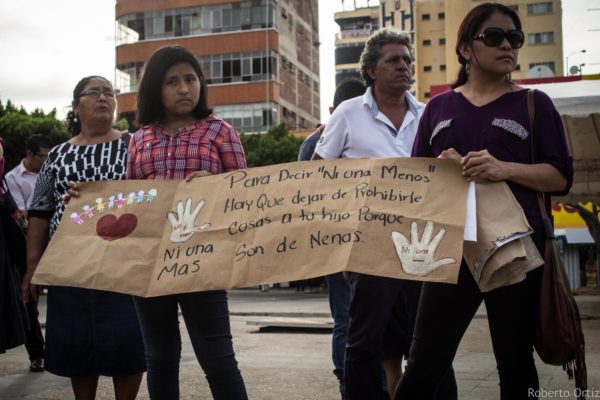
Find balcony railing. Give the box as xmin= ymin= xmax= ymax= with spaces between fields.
xmin=336 ymin=28 xmax=372 ymax=40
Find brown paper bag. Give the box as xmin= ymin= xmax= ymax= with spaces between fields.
xmin=463 ymin=181 xmax=542 ymax=291
xmin=478 ymin=235 xmax=544 ymax=292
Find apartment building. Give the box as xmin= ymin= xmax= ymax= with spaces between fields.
xmin=335 ymin=1 xmax=563 ymax=102
xmin=115 ymin=0 xmax=320 ymax=133
xmin=334 ymin=5 xmax=379 ymax=85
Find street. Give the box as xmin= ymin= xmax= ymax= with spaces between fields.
xmin=1 ymin=289 xmax=599 ymax=399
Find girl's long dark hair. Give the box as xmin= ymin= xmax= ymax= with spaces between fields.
xmin=450 ymin=3 xmax=522 ymax=89
xmin=136 ymin=45 xmax=211 ymax=127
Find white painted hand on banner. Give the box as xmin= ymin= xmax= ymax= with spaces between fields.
xmin=167 ymin=198 xmax=211 ymax=243
xmin=391 ymin=221 xmax=456 ymax=276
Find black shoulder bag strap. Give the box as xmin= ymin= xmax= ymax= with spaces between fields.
xmin=527 ymin=89 xmax=554 ymax=239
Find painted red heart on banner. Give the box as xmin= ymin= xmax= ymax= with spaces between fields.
xmin=96 ymin=214 xmax=138 ymax=241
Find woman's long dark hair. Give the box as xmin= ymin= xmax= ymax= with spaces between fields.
xmin=136 ymin=45 xmax=211 ymax=127
xmin=65 ymin=75 xmax=111 ymax=135
xmin=450 ymin=3 xmax=522 ymax=89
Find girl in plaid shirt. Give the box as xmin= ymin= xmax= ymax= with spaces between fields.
xmin=129 ymin=45 xmax=248 ymax=400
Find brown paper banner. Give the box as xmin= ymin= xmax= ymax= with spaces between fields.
xmin=33 ymin=157 xmax=470 ymax=297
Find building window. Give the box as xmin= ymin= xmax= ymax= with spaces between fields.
xmin=528 ymin=2 xmax=553 ymax=15
xmin=440 ymin=64 xmax=446 ymax=71
xmin=424 ymin=91 xmax=430 ymax=98
xmin=423 ymin=65 xmax=432 ymax=72
xmin=335 ymin=69 xmax=362 ymax=86
xmin=298 ymin=70 xmax=311 ymax=86
xmin=200 ymin=51 xmax=277 ymax=85
xmin=115 ymin=62 xmax=144 ymax=94
xmin=335 ymin=43 xmax=365 ymax=65
xmin=214 ymin=102 xmax=276 ymax=133
xmin=439 ymin=38 xmax=446 ymax=45
xmin=515 ymin=64 xmax=521 ymax=71
xmin=528 ymin=32 xmax=554 ymax=45
xmin=423 ymin=39 xmax=431 ymax=46
xmin=438 ymin=12 xmax=445 ymax=20
xmin=529 ymin=62 xmax=556 ymax=74
xmin=422 ymin=14 xmax=430 ymax=21
xmin=116 ymin=1 xmax=277 ymax=45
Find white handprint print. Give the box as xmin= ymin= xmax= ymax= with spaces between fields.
xmin=167 ymin=198 xmax=211 ymax=243
xmin=391 ymin=221 xmax=456 ymax=277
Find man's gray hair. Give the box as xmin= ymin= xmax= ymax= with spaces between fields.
xmin=359 ymin=28 xmax=413 ymax=87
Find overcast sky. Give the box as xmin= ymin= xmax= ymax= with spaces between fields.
xmin=0 ymin=0 xmax=598 ymax=123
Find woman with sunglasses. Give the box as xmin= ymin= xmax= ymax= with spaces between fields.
xmin=23 ymin=76 xmax=146 ymax=399
xmin=393 ymin=3 xmax=572 ymax=400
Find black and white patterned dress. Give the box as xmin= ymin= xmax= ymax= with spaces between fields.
xmin=28 ymin=137 xmax=146 ymax=377
xmin=29 ymin=138 xmax=127 ymax=236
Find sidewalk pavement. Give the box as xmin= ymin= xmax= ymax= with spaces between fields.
xmin=1 ymin=288 xmax=599 ymax=400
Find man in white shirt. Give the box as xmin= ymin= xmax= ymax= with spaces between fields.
xmin=6 ymin=134 xmax=51 ymax=215
xmin=313 ymin=29 xmax=456 ymax=400
xmin=5 ymin=133 xmax=51 ymax=372
xmin=299 ymin=77 xmax=367 ymax=400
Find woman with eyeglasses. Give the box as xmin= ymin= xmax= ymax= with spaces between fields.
xmin=22 ymin=76 xmax=146 ymax=399
xmin=393 ymin=3 xmax=572 ymax=400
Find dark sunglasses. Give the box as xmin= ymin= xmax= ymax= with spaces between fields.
xmin=472 ymin=28 xmax=524 ymax=49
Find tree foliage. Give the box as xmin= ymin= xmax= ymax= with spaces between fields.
xmin=0 ymin=100 xmax=70 ymax=170
xmin=239 ymin=123 xmax=305 ymax=168
xmin=115 ymin=118 xmax=130 ymax=132
xmin=0 ymin=100 xmax=306 ymax=171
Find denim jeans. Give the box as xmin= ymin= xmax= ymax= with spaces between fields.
xmin=324 ymin=272 xmax=351 ymax=397
xmin=134 ymin=290 xmax=247 ymax=400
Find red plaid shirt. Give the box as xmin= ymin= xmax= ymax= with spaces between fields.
xmin=127 ymin=116 xmax=247 ymax=180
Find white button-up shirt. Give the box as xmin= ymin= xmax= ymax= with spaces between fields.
xmin=315 ymin=86 xmax=425 ymax=159
xmin=5 ymin=160 xmax=38 ymax=210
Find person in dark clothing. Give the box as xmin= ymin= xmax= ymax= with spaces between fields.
xmin=5 ymin=134 xmax=51 ymax=371
xmin=394 ymin=4 xmax=572 ymax=399
xmin=0 ymin=138 xmax=29 ymax=355
xmin=298 ymin=77 xmax=366 ymax=399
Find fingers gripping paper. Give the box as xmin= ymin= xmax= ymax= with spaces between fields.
xmin=33 ymin=158 xmax=468 ymax=297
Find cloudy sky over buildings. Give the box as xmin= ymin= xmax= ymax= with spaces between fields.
xmin=0 ymin=0 xmax=598 ymax=122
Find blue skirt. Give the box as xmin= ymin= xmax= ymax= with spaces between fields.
xmin=44 ymin=286 xmax=146 ymax=377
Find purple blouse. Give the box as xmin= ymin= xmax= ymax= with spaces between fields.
xmin=412 ymin=89 xmax=573 ymax=228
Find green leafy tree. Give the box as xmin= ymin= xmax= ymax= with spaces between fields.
xmin=115 ymin=117 xmax=130 ymax=132
xmin=0 ymin=100 xmax=70 ymax=170
xmin=239 ymin=123 xmax=305 ymax=168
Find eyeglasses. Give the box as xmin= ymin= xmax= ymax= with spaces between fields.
xmin=79 ymin=89 xmax=116 ymax=99
xmin=472 ymin=28 xmax=524 ymax=49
